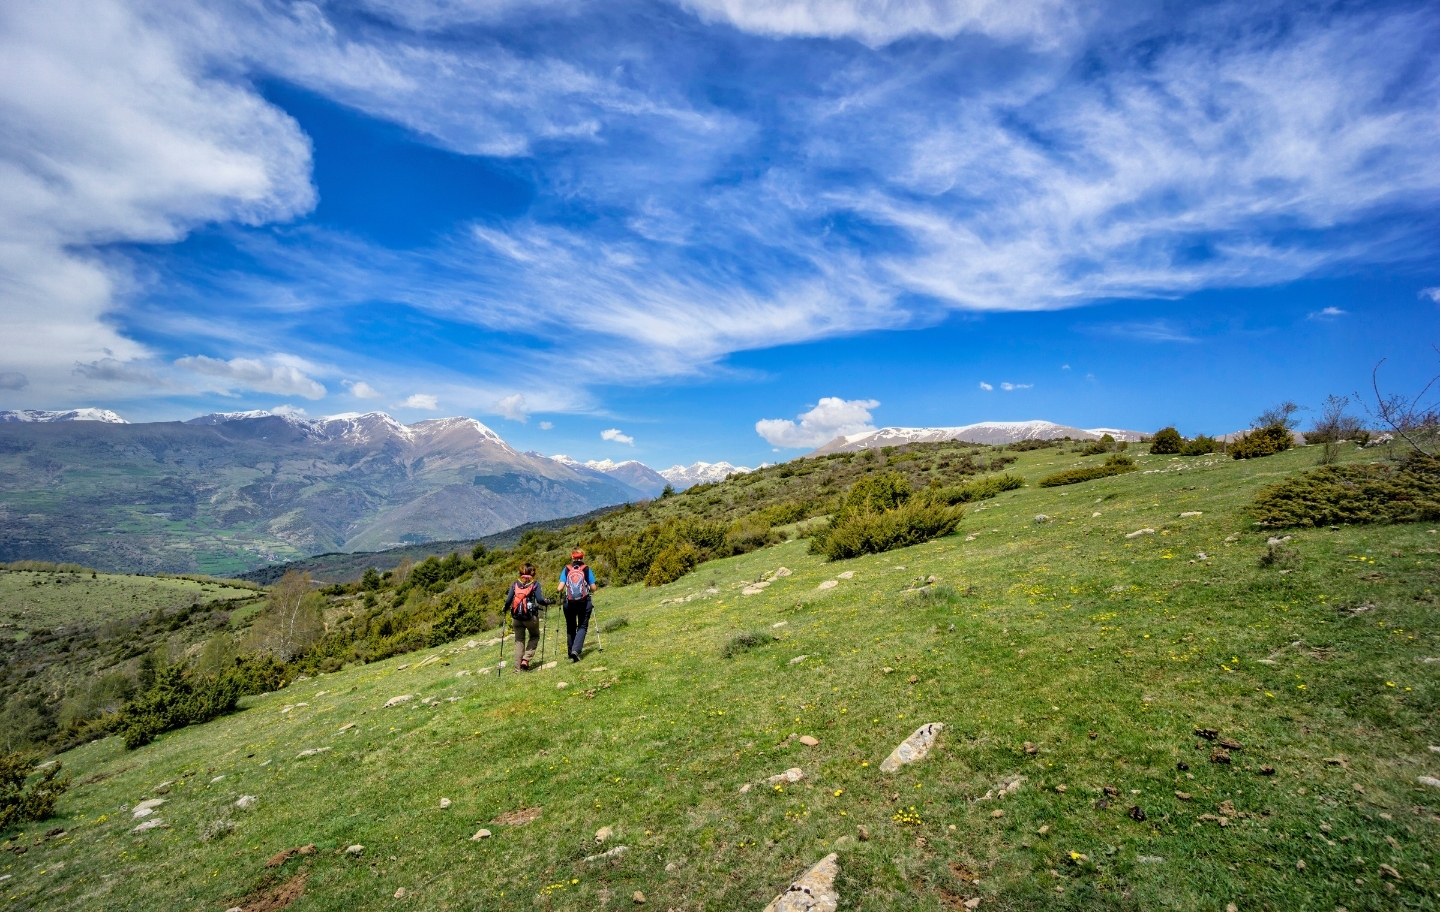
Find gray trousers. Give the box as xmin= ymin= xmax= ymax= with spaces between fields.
xmin=512 ymin=615 xmax=541 ymax=667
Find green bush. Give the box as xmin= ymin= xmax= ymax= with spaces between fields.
xmin=1252 ymin=461 xmax=1440 ymax=527
xmin=645 ymin=541 xmax=700 ymax=586
xmin=0 ymin=752 xmax=70 ymax=829
xmin=722 ymin=630 xmax=771 ymax=659
xmin=117 ymin=665 xmax=244 ymax=750
xmin=1230 ymin=424 xmax=1294 ymax=459
xmin=1080 ymin=434 xmax=1116 ymax=456
xmin=1038 ymin=455 xmax=1138 ymax=487
xmin=1181 ymin=435 xmax=1221 ymax=456
xmin=929 ymin=474 xmax=1024 ymax=505
xmin=1149 ymin=427 xmax=1183 ymax=454
xmin=817 ymin=498 xmax=964 ymax=561
xmin=600 ymin=616 xmax=629 ymax=634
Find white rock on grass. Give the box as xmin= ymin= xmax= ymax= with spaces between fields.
xmin=584 ymin=845 xmax=629 ymax=863
xmin=1180 ymin=511 xmax=1203 ymax=518
xmin=236 ymin=795 xmax=258 ymax=809
xmin=539 ymin=661 xmax=558 ymax=670
xmin=1419 ymin=776 xmax=1440 ymax=789
xmin=210 ymin=775 xmax=225 ymax=783
xmin=765 ymin=768 xmax=804 ymax=787
xmin=774 ymin=568 xmax=793 ymax=577
xmin=773 ymin=621 xmax=788 ymax=628
xmin=763 ymin=853 xmax=840 ymax=912
xmin=131 ymin=818 xmax=166 ymax=834
xmin=595 ymin=826 xmax=614 ymax=843
xmin=471 ymin=829 xmax=492 ymax=840
xmin=440 ymin=798 xmax=452 ymax=809
xmin=384 ymin=695 xmax=414 ymax=708
xmin=416 ymin=655 xmax=442 ymax=668
xmin=879 ymin=723 xmax=945 ymax=773
xmin=1034 ymin=514 xmax=1050 ymax=523
xmin=132 ymin=798 xmax=165 ymax=818
xmin=456 ymin=670 xmax=472 ymax=677
xmin=817 ymin=580 xmax=838 ymax=590
xmin=557 ymin=682 xmax=569 ymax=690
xmin=789 ymin=655 xmax=809 ymax=665
xmin=837 ymin=571 xmax=855 ymax=580
xmin=339 ymin=723 xmax=357 ymax=733
xmin=1125 ymin=528 xmax=1156 ymax=539
xmin=346 ymin=844 xmax=364 ymax=856
xmin=742 ymin=586 xmax=765 ymax=596
xmin=296 ymin=747 xmax=330 ymax=759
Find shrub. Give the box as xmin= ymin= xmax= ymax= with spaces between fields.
xmin=117 ymin=664 xmax=243 ymax=750
xmin=645 ymin=541 xmax=700 ymax=586
xmin=1252 ymin=460 xmax=1440 ymax=527
xmin=600 ymin=616 xmax=629 ymax=634
xmin=1258 ymin=541 xmax=1302 ymax=569
xmin=817 ymin=498 xmax=964 ymax=561
xmin=1080 ymin=434 xmax=1116 ymax=456
xmin=0 ymin=752 xmax=70 ymax=829
xmin=722 ymin=630 xmax=770 ymax=659
xmin=1180 ymin=435 xmax=1221 ymax=456
xmin=1038 ymin=455 xmax=1138 ymax=488
xmin=1230 ymin=424 xmax=1294 ymax=459
xmin=929 ymin=474 xmax=1025 ymax=505
xmin=1149 ymin=427 xmax=1183 ymax=454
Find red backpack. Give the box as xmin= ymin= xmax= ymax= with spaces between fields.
xmin=510 ymin=581 xmax=537 ymax=620
xmin=564 ymin=563 xmax=590 ymax=601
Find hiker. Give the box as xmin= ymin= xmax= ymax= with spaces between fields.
xmin=507 ymin=563 xmax=550 ymax=671
xmin=557 ymin=549 xmax=596 ymax=662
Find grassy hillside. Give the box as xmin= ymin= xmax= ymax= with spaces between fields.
xmin=5 ymin=445 xmax=1439 ymax=910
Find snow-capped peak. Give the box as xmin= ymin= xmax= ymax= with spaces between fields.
xmin=0 ymin=408 xmax=127 ymax=423
xmin=659 ymin=461 xmax=752 ymax=489
xmin=550 ymin=455 xmax=642 ymax=471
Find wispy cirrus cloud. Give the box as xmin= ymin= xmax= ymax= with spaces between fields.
xmin=1083 ymin=320 xmax=1197 ymax=343
xmin=174 ymin=354 xmax=326 ymax=398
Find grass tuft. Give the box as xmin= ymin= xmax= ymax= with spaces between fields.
xmin=721 ymin=630 xmax=770 ymax=658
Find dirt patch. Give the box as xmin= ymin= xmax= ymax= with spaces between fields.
xmin=265 ymin=844 xmax=315 ymax=867
xmin=230 ymin=871 xmax=308 ymax=912
xmin=494 ymin=806 xmax=542 ymax=826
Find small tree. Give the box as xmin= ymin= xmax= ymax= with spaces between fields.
xmin=0 ymin=752 xmax=70 ymax=829
xmin=1255 ymin=401 xmax=1305 ymax=430
xmin=1309 ymin=394 xmax=1363 ymax=465
xmin=1364 ymin=353 xmax=1439 ymax=460
xmin=247 ymin=571 xmax=323 ymax=662
xmin=361 ymin=566 xmax=382 ymax=590
xmin=660 ymin=483 xmax=675 ymax=499
xmin=1149 ymin=427 xmax=1183 ymax=454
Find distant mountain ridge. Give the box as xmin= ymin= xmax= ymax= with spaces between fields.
xmin=0 ymin=408 xmax=127 ymax=424
xmin=659 ymin=461 xmax=752 ymax=489
xmin=546 ymin=455 xmax=670 ymax=498
xmin=808 ymin=420 xmax=1147 ymax=455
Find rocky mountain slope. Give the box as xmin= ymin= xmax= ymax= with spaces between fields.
xmin=0 ymin=411 xmax=645 ymax=575
xmin=547 ymin=455 xmax=670 ymax=498
xmin=809 ymin=420 xmax=1146 ymax=454
xmin=658 ymin=460 xmax=752 ymax=489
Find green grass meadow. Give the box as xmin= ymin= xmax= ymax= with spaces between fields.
xmin=5 ymin=446 xmax=1438 ymax=910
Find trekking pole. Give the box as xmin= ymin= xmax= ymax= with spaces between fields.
xmin=495 ymin=621 xmax=506 ymax=683
xmin=591 ymin=601 xmax=602 ymax=653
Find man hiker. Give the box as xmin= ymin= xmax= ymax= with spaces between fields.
xmin=507 ymin=563 xmax=550 ymax=671
xmin=557 ymin=549 xmax=596 ymax=663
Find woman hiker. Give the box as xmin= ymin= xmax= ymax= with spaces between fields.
xmin=507 ymin=563 xmax=550 ymax=671
xmin=557 ymin=549 xmax=596 ymax=662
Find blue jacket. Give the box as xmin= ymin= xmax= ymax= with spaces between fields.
xmin=559 ymin=562 xmax=595 ymax=600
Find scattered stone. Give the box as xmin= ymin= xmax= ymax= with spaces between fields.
xmin=346 ymin=844 xmax=364 ymax=856
xmin=132 ymin=798 xmax=165 ymax=818
xmin=266 ymin=845 xmax=316 ymax=867
xmin=1034 ymin=514 xmax=1050 ymax=523
xmin=440 ymin=798 xmax=451 ymax=810
xmin=739 ymin=783 xmax=752 ymax=794
xmin=1137 ymin=855 xmax=1164 ymax=864
xmin=743 ymin=586 xmax=765 ymax=596
xmin=394 ymin=888 xmax=407 ymax=899
xmin=596 ymin=826 xmax=614 ymax=843
xmin=1180 ymin=511 xmax=1203 ymax=518
xmin=817 ymin=580 xmax=838 ymax=590
xmin=963 ymin=899 xmax=980 ymax=910
xmin=494 ymin=806 xmax=542 ymax=826
xmin=991 ymin=809 xmax=1004 ymax=819
xmin=584 ymin=845 xmax=629 ymax=863
xmin=762 ymin=852 xmax=839 ymax=912
xmin=882 ymin=667 xmax=894 ymax=674
xmin=1175 ymin=791 xmax=1192 ymax=801
xmin=296 ymin=747 xmax=330 ymax=759
xmin=837 ymin=571 xmax=855 ymax=579
xmin=1197 ymin=814 xmax=1230 ymax=827
xmin=131 ymin=818 xmax=166 ymax=833
xmin=539 ymin=661 xmax=558 ymax=670
xmin=1024 ymin=742 xmax=1037 ymax=755
xmin=557 ymin=682 xmax=568 ymax=690
xmin=879 ymin=722 xmax=944 ymax=773
xmin=799 ymin=736 xmax=819 ymax=747
xmin=416 ymin=655 xmax=442 ymax=669
xmin=1417 ymin=776 xmax=1440 ymax=789
xmin=396 ymin=664 xmax=409 ymax=671
xmin=1054 ymin=785 xmax=1067 ymax=793
xmin=236 ymin=795 xmax=258 ymax=809
xmin=1125 ymin=528 xmax=1156 ymax=539
xmin=773 ymin=621 xmax=788 ymax=628
xmin=456 ymin=670 xmax=472 ymax=677
xmin=774 ymin=568 xmax=793 ymax=577
xmin=907 ymin=674 xmax=918 ymax=684
xmin=1218 ymin=737 xmax=1243 ymax=751
xmin=834 ymin=835 xmax=852 ymax=846
xmin=856 ymin=825 xmax=869 ymax=841
xmin=1296 ymin=860 xmax=1306 ymax=871
xmin=1218 ymin=800 xmax=1237 ymax=817
xmin=1210 ymin=748 xmax=1232 ymax=764
xmin=633 ymin=890 xmax=646 ymax=904
xmin=790 ymin=655 xmax=809 ymax=665
xmin=1128 ymin=806 xmax=1146 ymax=821
xmin=1194 ymin=728 xmax=1218 ymax=740
xmin=1259 ymin=765 xmax=1275 ymax=776
xmin=339 ymin=723 xmax=357 ymax=732
xmin=384 ymin=695 xmax=413 ymax=708
xmin=470 ymin=829 xmax=491 ymax=841
xmin=211 ymin=775 xmax=225 ymax=784
xmin=766 ymin=768 xmax=805 ymax=786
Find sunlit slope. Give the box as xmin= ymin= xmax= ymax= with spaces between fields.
xmin=12 ymin=447 xmax=1440 ymax=911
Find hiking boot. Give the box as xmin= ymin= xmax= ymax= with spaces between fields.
xmin=569 ymin=653 xmax=579 ymax=663
xmin=519 ymin=659 xmax=530 ymax=671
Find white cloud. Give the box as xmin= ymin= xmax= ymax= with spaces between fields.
xmin=1061 ymin=364 xmax=1071 ymax=370
xmin=601 ymin=428 xmax=634 ymax=445
xmin=755 ymin=396 xmax=879 ymax=448
xmin=174 ymin=355 xmax=326 ymax=399
xmin=0 ymin=0 xmax=314 ymax=403
xmin=1000 ymin=382 xmax=1033 ymax=391
xmin=978 ymin=381 xmax=993 ymax=391
xmin=1307 ymin=306 xmax=1347 ymax=320
xmin=1420 ymin=287 xmax=1440 ymax=304
xmin=401 ymin=393 xmax=440 ymax=410
xmin=271 ymin=404 xmax=308 ymax=417
xmin=345 ymin=380 xmax=382 ymax=399
xmin=676 ymin=0 xmax=1084 ymax=48
xmin=495 ymin=393 xmax=529 ymax=422
xmin=539 ymin=421 xmax=554 ymax=430
xmin=1085 ymin=321 xmax=1196 ymax=343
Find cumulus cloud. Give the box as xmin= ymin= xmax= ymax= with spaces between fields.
xmin=755 ymin=396 xmax=879 ymax=448
xmin=1000 ymin=382 xmax=1032 ymax=391
xmin=978 ymin=381 xmax=993 ymax=391
xmin=1307 ymin=306 xmax=1347 ymax=319
xmin=0 ymin=372 xmax=28 ymax=390
xmin=345 ymin=380 xmax=382 ymax=399
xmin=601 ymin=428 xmax=634 ymax=445
xmin=1420 ymin=287 xmax=1440 ymax=303
xmin=495 ymin=393 xmax=529 ymax=422
xmin=401 ymin=393 xmax=440 ymax=410
xmin=174 ymin=355 xmax=326 ymax=399
xmin=271 ymin=403 xmax=308 ymax=417
xmin=539 ymin=421 xmax=554 ymax=430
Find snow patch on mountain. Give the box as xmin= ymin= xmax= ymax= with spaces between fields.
xmin=0 ymin=408 xmax=127 ymax=423
xmin=809 ymin=420 xmax=1147 ymax=454
xmin=659 ymin=461 xmax=753 ymax=490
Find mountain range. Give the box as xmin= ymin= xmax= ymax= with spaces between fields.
xmin=808 ymin=420 xmax=1147 ymax=455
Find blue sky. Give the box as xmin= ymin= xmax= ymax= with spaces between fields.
xmin=2 ymin=0 xmax=1439 ymax=469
